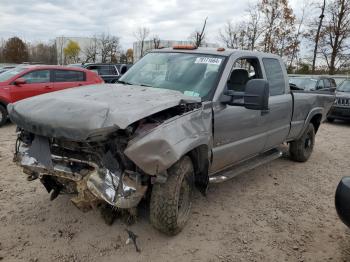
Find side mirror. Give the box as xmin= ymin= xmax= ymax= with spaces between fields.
xmin=220 ymin=79 xmax=269 ymax=111
xmin=335 ymin=177 xmax=350 ymax=228
xmin=14 ymin=78 xmax=26 ymax=85
xmin=244 ymin=79 xmax=269 ymax=110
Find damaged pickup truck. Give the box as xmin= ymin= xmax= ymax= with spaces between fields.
xmin=8 ymin=47 xmax=335 ymax=235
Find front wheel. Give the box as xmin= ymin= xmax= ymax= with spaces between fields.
xmin=289 ymin=123 xmax=315 ymax=162
xmin=150 ymin=156 xmax=194 ymax=235
xmin=0 ymin=105 xmax=8 ymax=127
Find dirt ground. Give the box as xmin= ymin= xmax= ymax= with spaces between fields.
xmin=0 ymin=121 xmax=350 ymax=262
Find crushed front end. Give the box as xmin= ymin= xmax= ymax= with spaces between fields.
xmin=13 ymin=129 xmax=148 ymax=211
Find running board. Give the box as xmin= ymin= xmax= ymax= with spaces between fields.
xmin=209 ymin=148 xmax=283 ymax=184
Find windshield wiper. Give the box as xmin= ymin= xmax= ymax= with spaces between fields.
xmin=139 ymin=84 xmax=153 ymax=88
xmin=117 ymin=80 xmax=132 ymax=85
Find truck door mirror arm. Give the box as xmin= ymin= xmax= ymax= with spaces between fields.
xmin=219 ymin=79 xmax=270 ymax=111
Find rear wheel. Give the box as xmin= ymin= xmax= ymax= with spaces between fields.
xmin=289 ymin=123 xmax=315 ymax=162
xmin=150 ymin=156 xmax=194 ymax=235
xmin=0 ymin=105 xmax=8 ymax=127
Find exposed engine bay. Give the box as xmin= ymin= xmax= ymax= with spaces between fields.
xmin=13 ymin=101 xmax=209 ymax=214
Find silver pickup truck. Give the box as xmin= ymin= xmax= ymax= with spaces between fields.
xmin=8 ymin=47 xmax=334 ymax=235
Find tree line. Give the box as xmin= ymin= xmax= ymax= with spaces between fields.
xmin=0 ymin=0 xmax=349 ymax=74
xmin=215 ymin=0 xmax=350 ymax=74
xmin=0 ymin=34 xmax=133 ymax=65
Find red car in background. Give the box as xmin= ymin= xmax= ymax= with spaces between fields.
xmin=0 ymin=65 xmax=103 ymax=126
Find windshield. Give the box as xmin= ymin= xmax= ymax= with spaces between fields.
xmin=0 ymin=67 xmax=28 ymax=82
xmin=119 ymin=52 xmax=225 ymax=98
xmin=289 ymin=77 xmax=317 ymax=91
xmin=337 ymin=80 xmax=350 ymax=92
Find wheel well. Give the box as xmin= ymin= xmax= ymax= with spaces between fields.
xmin=310 ymin=114 xmax=322 ymax=133
xmin=0 ymin=100 xmax=7 ymax=110
xmin=187 ymin=145 xmax=209 ymax=194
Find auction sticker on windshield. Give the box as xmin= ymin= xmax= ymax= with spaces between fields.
xmin=195 ymin=57 xmax=222 ymax=65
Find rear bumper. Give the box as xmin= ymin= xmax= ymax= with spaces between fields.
xmin=328 ymin=106 xmax=350 ymax=120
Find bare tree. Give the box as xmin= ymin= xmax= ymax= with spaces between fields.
xmin=319 ymin=0 xmax=350 ymax=74
xmin=191 ymin=17 xmax=208 ymax=48
xmin=99 ymin=33 xmax=121 ymax=63
xmin=311 ymin=0 xmax=326 ymax=73
xmin=56 ymin=36 xmax=66 ymax=65
xmin=0 ymin=38 xmax=5 ymax=62
xmin=260 ymin=0 xmax=296 ymax=57
xmin=100 ymin=33 xmax=110 ymax=63
xmin=219 ymin=4 xmax=262 ymax=51
xmin=288 ymin=3 xmax=307 ymax=71
xmin=29 ymin=41 xmax=57 ymax=64
xmin=245 ymin=3 xmax=263 ymax=50
xmin=219 ymin=21 xmax=240 ymax=48
xmin=134 ymin=27 xmax=150 ymax=58
xmin=83 ymin=36 xmax=98 ymax=63
xmin=152 ymin=35 xmax=161 ymax=49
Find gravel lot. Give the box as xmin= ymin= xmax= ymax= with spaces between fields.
xmin=0 ymin=121 xmax=350 ymax=262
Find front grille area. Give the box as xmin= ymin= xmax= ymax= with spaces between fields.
xmin=335 ymin=97 xmax=350 ymax=106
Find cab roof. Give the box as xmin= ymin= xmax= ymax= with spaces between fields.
xmin=152 ymin=47 xmax=280 ymax=59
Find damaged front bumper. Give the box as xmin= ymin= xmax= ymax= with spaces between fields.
xmin=14 ymin=142 xmax=147 ymax=210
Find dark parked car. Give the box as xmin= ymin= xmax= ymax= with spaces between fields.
xmin=327 ymin=80 xmax=350 ymax=122
xmin=289 ymin=76 xmax=336 ymax=91
xmin=83 ymin=64 xmax=120 ymax=83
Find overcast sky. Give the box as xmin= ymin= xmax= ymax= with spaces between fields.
xmin=0 ymin=0 xmax=316 ymax=49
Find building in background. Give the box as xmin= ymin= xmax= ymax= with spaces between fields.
xmin=133 ymin=40 xmax=218 ymax=62
xmin=56 ymin=36 xmax=98 ymax=65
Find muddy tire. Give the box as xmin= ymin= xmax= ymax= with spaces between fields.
xmin=150 ymin=156 xmax=194 ymax=235
xmin=0 ymin=105 xmax=7 ymax=127
xmin=289 ymin=123 xmax=315 ymax=162
xmin=327 ymin=117 xmax=335 ymax=123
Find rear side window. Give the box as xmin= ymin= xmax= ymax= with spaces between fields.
xmin=262 ymin=58 xmax=285 ymax=96
xmin=87 ymin=65 xmax=118 ymax=76
xmin=54 ymin=70 xmax=85 ymax=82
xmin=21 ymin=70 xmax=50 ymax=83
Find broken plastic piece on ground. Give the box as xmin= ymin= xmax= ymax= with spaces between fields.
xmin=125 ymin=229 xmax=141 ymax=252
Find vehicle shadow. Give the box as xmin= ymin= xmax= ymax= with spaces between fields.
xmin=326 ymin=120 xmax=350 ymax=127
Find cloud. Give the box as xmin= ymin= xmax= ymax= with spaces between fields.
xmin=0 ymin=0 xmax=317 ymax=49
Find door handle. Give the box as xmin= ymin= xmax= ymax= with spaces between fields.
xmin=45 ymin=85 xmax=53 ymax=89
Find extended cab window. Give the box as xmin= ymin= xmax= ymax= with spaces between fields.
xmin=87 ymin=65 xmax=118 ymax=76
xmin=54 ymin=70 xmax=85 ymax=82
xmin=21 ymin=70 xmax=50 ymax=83
xmin=262 ymin=58 xmax=285 ymax=96
xmin=228 ymin=57 xmax=263 ymax=92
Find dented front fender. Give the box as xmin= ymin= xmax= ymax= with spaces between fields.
xmin=124 ymin=103 xmax=213 ymax=175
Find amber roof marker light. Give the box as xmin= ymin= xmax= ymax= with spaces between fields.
xmin=217 ymin=47 xmax=225 ymax=51
xmin=173 ymin=45 xmax=198 ymax=50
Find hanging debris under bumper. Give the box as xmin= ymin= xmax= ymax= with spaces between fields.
xmin=14 ymin=136 xmax=148 ymax=210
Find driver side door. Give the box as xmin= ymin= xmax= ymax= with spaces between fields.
xmin=210 ymin=57 xmax=269 ymax=173
xmin=10 ymin=69 xmax=53 ymax=102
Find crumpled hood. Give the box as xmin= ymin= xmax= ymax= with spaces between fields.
xmin=8 ymin=84 xmax=201 ymax=141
